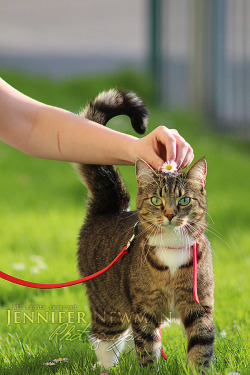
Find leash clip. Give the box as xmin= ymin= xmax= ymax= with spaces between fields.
xmin=125 ymin=221 xmax=139 ymax=250
xmin=126 ymin=234 xmax=135 ymax=249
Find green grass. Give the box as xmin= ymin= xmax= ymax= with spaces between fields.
xmin=0 ymin=70 xmax=249 ymax=375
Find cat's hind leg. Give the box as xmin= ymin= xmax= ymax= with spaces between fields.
xmin=92 ymin=328 xmax=131 ymax=368
xmin=131 ymin=309 xmax=162 ymax=368
xmin=122 ymin=326 xmax=135 ymax=354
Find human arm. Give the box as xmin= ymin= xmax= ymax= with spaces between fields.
xmin=0 ymin=78 xmax=193 ymax=170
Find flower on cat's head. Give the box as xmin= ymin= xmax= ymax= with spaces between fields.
xmin=161 ymin=161 xmax=178 ymax=174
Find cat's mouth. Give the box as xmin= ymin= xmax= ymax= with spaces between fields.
xmin=161 ymin=219 xmax=190 ymax=235
xmin=162 ymin=222 xmax=175 ymax=229
xmin=162 ymin=217 xmax=179 ymax=229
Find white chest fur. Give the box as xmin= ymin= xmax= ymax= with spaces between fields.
xmin=147 ymin=227 xmax=195 ymax=275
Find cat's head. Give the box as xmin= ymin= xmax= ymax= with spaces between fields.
xmin=135 ymin=158 xmax=207 ymax=240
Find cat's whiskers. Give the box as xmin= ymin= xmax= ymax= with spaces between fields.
xmin=184 ymin=223 xmax=202 ymax=240
xmin=118 ymin=218 xmax=152 ymax=247
xmin=186 ymin=222 xmax=218 ymax=252
xmin=139 ymin=225 xmax=158 ymax=243
xmin=190 ymin=219 xmax=219 ymax=237
xmin=140 ymin=242 xmax=153 ymax=272
xmin=174 ymin=224 xmax=188 ymax=251
xmin=177 ymin=227 xmax=187 ymax=260
xmin=160 ymin=226 xmax=165 ymax=248
xmin=184 ymin=223 xmax=197 ymax=237
xmin=134 ymin=218 xmax=159 ymax=244
xmin=139 ymin=224 xmax=160 ymax=274
xmin=184 ymin=226 xmax=193 ymax=248
xmin=174 ymin=223 xmax=192 ymax=250
xmin=119 ymin=211 xmax=138 ymax=220
xmin=186 ymin=223 xmax=212 ymax=251
xmin=117 ymin=218 xmax=140 ymax=238
xmin=113 ymin=210 xmax=157 ymax=240
xmin=179 ymin=226 xmax=192 ymax=255
xmin=203 ymin=222 xmax=226 ymax=239
xmin=206 ymin=211 xmax=215 ymax=225
xmin=191 ymin=221 xmax=230 ymax=248
xmin=178 ymin=227 xmax=187 ymax=250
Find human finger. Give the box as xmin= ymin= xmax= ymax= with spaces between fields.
xmin=131 ymin=134 xmax=165 ymax=171
xmin=147 ymin=152 xmax=165 ymax=171
xmin=154 ymin=126 xmax=177 ymax=163
xmin=176 ymin=140 xmax=193 ymax=169
xmin=178 ymin=145 xmax=194 ymax=170
xmin=168 ymin=130 xmax=193 ymax=169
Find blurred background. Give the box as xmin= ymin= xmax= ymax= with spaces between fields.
xmin=0 ymin=2 xmax=250 ymax=373
xmin=1 ymin=0 xmax=249 ymax=136
xmin=1 ymin=0 xmax=147 ymax=76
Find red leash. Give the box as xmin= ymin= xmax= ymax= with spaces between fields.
xmin=192 ymin=241 xmax=200 ymax=303
xmin=0 ymin=224 xmax=199 ymax=361
xmin=159 ymin=326 xmax=169 ymax=360
xmin=0 ymin=244 xmax=132 ymax=289
xmin=0 ymin=223 xmax=138 ymax=289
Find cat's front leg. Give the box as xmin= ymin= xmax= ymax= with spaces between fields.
xmin=131 ymin=309 xmax=161 ymax=369
xmin=179 ymin=304 xmax=215 ymax=371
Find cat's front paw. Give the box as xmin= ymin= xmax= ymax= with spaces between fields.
xmin=93 ymin=361 xmax=117 ymax=371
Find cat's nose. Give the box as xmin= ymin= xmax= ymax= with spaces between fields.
xmin=166 ymin=213 xmax=175 ymax=222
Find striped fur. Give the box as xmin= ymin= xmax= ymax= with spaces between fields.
xmin=76 ymin=90 xmax=214 ymax=371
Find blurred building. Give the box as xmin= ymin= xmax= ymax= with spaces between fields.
xmin=0 ymin=0 xmax=147 ymax=76
xmin=152 ymin=0 xmax=250 ymax=135
xmin=1 ymin=0 xmax=249 ymax=135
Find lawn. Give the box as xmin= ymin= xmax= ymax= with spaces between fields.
xmin=0 ymin=71 xmax=249 ymax=375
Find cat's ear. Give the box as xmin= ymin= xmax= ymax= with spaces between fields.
xmin=186 ymin=158 xmax=207 ymax=186
xmin=135 ymin=159 xmax=158 ymax=186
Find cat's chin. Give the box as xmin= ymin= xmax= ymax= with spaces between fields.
xmin=148 ymin=225 xmax=195 ymax=248
xmin=161 ymin=222 xmax=185 ymax=234
xmin=147 ymin=226 xmax=195 ymax=274
xmin=162 ymin=223 xmax=175 ymax=230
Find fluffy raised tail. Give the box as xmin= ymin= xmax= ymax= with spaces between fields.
xmin=75 ymin=89 xmax=148 ymax=216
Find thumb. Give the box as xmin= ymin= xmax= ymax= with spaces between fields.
xmin=146 ymin=153 xmax=164 ymax=171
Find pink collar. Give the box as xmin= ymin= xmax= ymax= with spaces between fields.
xmin=161 ymin=246 xmax=187 ymax=250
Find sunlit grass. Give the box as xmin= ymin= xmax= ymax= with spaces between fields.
xmin=0 ymin=70 xmax=249 ymax=374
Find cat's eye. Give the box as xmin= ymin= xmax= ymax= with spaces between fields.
xmin=178 ymin=197 xmax=190 ymax=206
xmin=151 ymin=196 xmax=162 ymax=206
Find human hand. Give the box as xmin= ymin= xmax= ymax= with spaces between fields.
xmin=130 ymin=126 xmax=194 ymax=171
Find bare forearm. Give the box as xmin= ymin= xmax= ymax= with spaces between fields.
xmin=0 ymin=78 xmax=194 ymax=170
xmin=0 ymin=79 xmax=137 ymax=165
xmin=29 ymin=105 xmax=138 ymax=165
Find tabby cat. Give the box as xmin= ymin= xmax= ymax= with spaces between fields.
xmin=76 ymin=90 xmax=215 ymax=371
